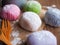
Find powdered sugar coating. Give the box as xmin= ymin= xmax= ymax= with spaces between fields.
xmin=24 ymin=1 xmax=41 ymax=14
xmin=2 ymin=4 xmax=20 ymax=21
xmin=27 ymin=30 xmax=57 ymax=45
xmin=19 ymin=12 xmax=42 ymax=31
xmin=45 ymin=8 xmax=60 ymax=27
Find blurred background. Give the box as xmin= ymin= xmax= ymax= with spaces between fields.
xmin=0 ymin=0 xmax=2 ymax=7
xmin=1 ymin=0 xmax=60 ymax=8
xmin=38 ymin=0 xmax=60 ymax=9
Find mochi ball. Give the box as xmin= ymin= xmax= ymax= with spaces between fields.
xmin=1 ymin=4 xmax=20 ymax=21
xmin=2 ymin=0 xmax=27 ymax=9
xmin=19 ymin=12 xmax=42 ymax=31
xmin=44 ymin=8 xmax=60 ymax=27
xmin=24 ymin=1 xmax=42 ymax=14
xmin=27 ymin=30 xmax=57 ymax=45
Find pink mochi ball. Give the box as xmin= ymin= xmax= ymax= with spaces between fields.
xmin=1 ymin=4 xmax=20 ymax=21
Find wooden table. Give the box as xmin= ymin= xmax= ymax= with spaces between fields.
xmin=38 ymin=0 xmax=60 ymax=9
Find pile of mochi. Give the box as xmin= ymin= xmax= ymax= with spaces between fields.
xmin=2 ymin=0 xmax=42 ymax=31
xmin=2 ymin=0 xmax=60 ymax=45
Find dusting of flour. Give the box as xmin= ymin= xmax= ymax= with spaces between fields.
xmin=11 ymin=30 xmax=22 ymax=45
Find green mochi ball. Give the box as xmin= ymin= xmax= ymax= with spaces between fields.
xmin=24 ymin=1 xmax=42 ymax=14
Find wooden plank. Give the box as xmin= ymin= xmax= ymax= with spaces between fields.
xmin=38 ymin=0 xmax=60 ymax=8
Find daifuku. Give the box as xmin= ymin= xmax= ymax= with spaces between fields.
xmin=19 ymin=12 xmax=42 ymax=31
xmin=27 ymin=30 xmax=57 ymax=45
xmin=45 ymin=8 xmax=60 ymax=27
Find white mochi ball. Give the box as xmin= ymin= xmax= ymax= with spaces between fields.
xmin=27 ymin=30 xmax=57 ymax=45
xmin=45 ymin=8 xmax=60 ymax=27
xmin=19 ymin=12 xmax=42 ymax=31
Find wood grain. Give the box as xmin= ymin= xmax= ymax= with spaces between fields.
xmin=38 ymin=0 xmax=60 ymax=9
